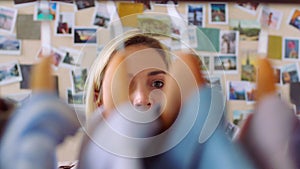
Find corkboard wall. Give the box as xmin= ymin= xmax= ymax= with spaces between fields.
xmin=0 ymin=1 xmax=298 ymax=122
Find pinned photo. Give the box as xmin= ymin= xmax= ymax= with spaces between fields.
xmin=241 ymin=50 xmax=257 ymax=82
xmin=0 ymin=6 xmax=18 ymax=34
xmin=205 ymin=75 xmax=222 ymax=90
xmin=93 ymin=2 xmax=111 ymax=28
xmin=60 ymin=47 xmax=83 ymax=68
xmin=245 ymin=82 xmax=256 ymax=103
xmin=282 ymin=37 xmax=300 ymax=60
xmin=34 ymin=1 xmax=58 ymax=21
xmin=55 ymin=12 xmax=74 ymax=36
xmin=0 ymin=34 xmax=21 ymax=55
xmin=258 ymin=6 xmax=283 ymax=30
xmin=73 ymin=27 xmax=97 ymax=45
xmin=289 ymin=9 xmax=300 ymax=31
xmin=234 ymin=2 xmax=259 ymax=15
xmin=75 ymin=0 xmax=95 ymax=11
xmin=281 ymin=63 xmax=300 ymax=85
xmin=273 ymin=66 xmax=282 ymax=85
xmin=233 ymin=109 xmax=253 ymax=126
xmin=229 ymin=19 xmax=260 ymax=41
xmin=137 ymin=14 xmax=172 ymax=36
xmin=36 ymin=46 xmax=64 ymax=68
xmin=220 ymin=30 xmax=239 ymax=55
xmin=209 ymin=3 xmax=228 ymax=24
xmin=201 ymin=55 xmax=211 ymax=72
xmin=227 ymin=81 xmax=248 ymax=101
xmin=0 ymin=60 xmax=22 ymax=86
xmin=71 ymin=68 xmax=88 ymax=94
xmin=186 ymin=4 xmax=205 ymax=27
xmin=67 ymin=88 xmax=85 ymax=105
xmin=213 ymin=55 xmax=238 ymax=74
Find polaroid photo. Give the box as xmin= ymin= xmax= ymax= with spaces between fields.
xmin=241 ymin=50 xmax=257 ymax=82
xmin=186 ymin=25 xmax=198 ymax=49
xmin=0 ymin=6 xmax=18 ymax=34
xmin=0 ymin=60 xmax=22 ymax=86
xmin=227 ymin=81 xmax=248 ymax=101
xmin=137 ymin=14 xmax=172 ymax=36
xmin=0 ymin=34 xmax=21 ymax=55
xmin=204 ymin=75 xmax=223 ymax=91
xmin=258 ymin=6 xmax=283 ymax=30
xmin=36 ymin=46 xmax=64 ymax=69
xmin=55 ymin=12 xmax=74 ymax=36
xmin=60 ymin=47 xmax=83 ymax=69
xmin=281 ymin=63 xmax=300 ymax=85
xmin=213 ymin=55 xmax=238 ymax=74
xmin=73 ymin=27 xmax=97 ymax=45
xmin=67 ymin=88 xmax=85 ymax=105
xmin=93 ymin=2 xmax=111 ymax=28
xmin=224 ymin=122 xmax=240 ymax=140
xmin=220 ymin=30 xmax=239 ymax=55
xmin=34 ymin=1 xmax=58 ymax=21
xmin=234 ymin=2 xmax=259 ymax=15
xmin=75 ymin=0 xmax=95 ymax=11
xmin=245 ymin=82 xmax=256 ymax=104
xmin=186 ymin=4 xmax=205 ymax=27
xmin=208 ymin=3 xmax=228 ymax=25
xmin=70 ymin=68 xmax=88 ymax=94
xmin=232 ymin=109 xmax=253 ymax=126
xmin=273 ymin=66 xmax=282 ymax=85
xmin=288 ymin=9 xmax=300 ymax=31
xmin=229 ymin=19 xmax=260 ymax=41
xmin=153 ymin=0 xmax=178 ymax=6
xmin=282 ymin=37 xmax=300 ymax=60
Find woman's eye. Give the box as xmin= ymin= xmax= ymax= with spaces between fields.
xmin=152 ymin=80 xmax=164 ymax=88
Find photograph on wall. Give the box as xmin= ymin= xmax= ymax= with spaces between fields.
xmin=220 ymin=30 xmax=239 ymax=55
xmin=229 ymin=19 xmax=260 ymax=41
xmin=290 ymin=82 xmax=300 ymax=116
xmin=281 ymin=63 xmax=300 ymax=85
xmin=282 ymin=37 xmax=300 ymax=60
xmin=245 ymin=82 xmax=256 ymax=103
xmin=288 ymin=9 xmax=300 ymax=30
xmin=60 ymin=47 xmax=83 ymax=68
xmin=0 ymin=60 xmax=22 ymax=86
xmin=55 ymin=12 xmax=74 ymax=36
xmin=75 ymin=0 xmax=95 ymax=11
xmin=186 ymin=4 xmax=205 ymax=27
xmin=227 ymin=81 xmax=247 ymax=101
xmin=241 ymin=50 xmax=257 ymax=82
xmin=234 ymin=2 xmax=259 ymax=15
xmin=205 ymin=75 xmax=222 ymax=90
xmin=0 ymin=6 xmax=18 ymax=34
xmin=137 ymin=14 xmax=172 ymax=36
xmin=34 ymin=1 xmax=58 ymax=21
xmin=20 ymin=64 xmax=32 ymax=89
xmin=213 ymin=55 xmax=238 ymax=74
xmin=201 ymin=55 xmax=210 ymax=72
xmin=258 ymin=6 xmax=283 ymax=30
xmin=93 ymin=2 xmax=111 ymax=28
xmin=0 ymin=34 xmax=21 ymax=55
xmin=67 ymin=88 xmax=85 ymax=107
xmin=73 ymin=27 xmax=97 ymax=45
xmin=71 ymin=68 xmax=88 ymax=94
xmin=273 ymin=66 xmax=282 ymax=85
xmin=233 ymin=109 xmax=253 ymax=126
xmin=36 ymin=46 xmax=64 ymax=68
xmin=16 ymin=14 xmax=41 ymax=40
xmin=51 ymin=0 xmax=74 ymax=4
xmin=208 ymin=3 xmax=228 ymax=24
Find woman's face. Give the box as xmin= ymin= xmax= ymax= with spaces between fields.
xmin=101 ymin=45 xmax=169 ymax=112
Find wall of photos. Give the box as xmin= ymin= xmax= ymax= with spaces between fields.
xmin=0 ymin=1 xmax=299 ymax=124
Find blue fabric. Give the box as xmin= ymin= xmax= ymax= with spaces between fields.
xmin=0 ymin=92 xmax=80 ymax=169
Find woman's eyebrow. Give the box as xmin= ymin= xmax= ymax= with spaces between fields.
xmin=148 ymin=70 xmax=166 ymax=76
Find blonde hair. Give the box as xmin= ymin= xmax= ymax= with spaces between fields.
xmin=84 ymin=30 xmax=171 ymax=118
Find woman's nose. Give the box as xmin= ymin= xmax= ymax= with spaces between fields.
xmin=131 ymin=86 xmax=151 ymax=110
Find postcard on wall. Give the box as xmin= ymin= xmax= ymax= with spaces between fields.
xmin=282 ymin=37 xmax=300 ymax=60
xmin=213 ymin=55 xmax=238 ymax=74
xmin=34 ymin=1 xmax=58 ymax=21
xmin=197 ymin=27 xmax=220 ymax=52
xmin=55 ymin=12 xmax=74 ymax=36
xmin=227 ymin=81 xmax=248 ymax=101
xmin=229 ymin=19 xmax=260 ymax=41
xmin=208 ymin=3 xmax=228 ymax=25
xmin=75 ymin=0 xmax=95 ymax=11
xmin=0 ymin=6 xmax=18 ymax=34
xmin=70 ymin=68 xmax=88 ymax=94
xmin=234 ymin=2 xmax=259 ymax=15
xmin=281 ymin=63 xmax=300 ymax=85
xmin=232 ymin=109 xmax=253 ymax=126
xmin=288 ymin=9 xmax=300 ymax=31
xmin=0 ymin=60 xmax=22 ymax=86
xmin=0 ymin=34 xmax=21 ymax=55
xmin=16 ymin=14 xmax=41 ymax=40
xmin=186 ymin=4 xmax=205 ymax=27
xmin=59 ymin=47 xmax=83 ymax=68
xmin=241 ymin=50 xmax=257 ymax=82
xmin=93 ymin=2 xmax=111 ymax=28
xmin=36 ymin=46 xmax=64 ymax=69
xmin=73 ymin=27 xmax=97 ymax=45
xmin=267 ymin=35 xmax=282 ymax=60
xmin=137 ymin=14 xmax=172 ymax=36
xmin=220 ymin=30 xmax=239 ymax=55
xmin=258 ymin=6 xmax=283 ymax=30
